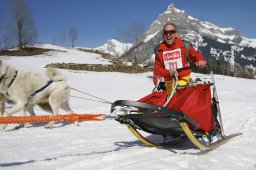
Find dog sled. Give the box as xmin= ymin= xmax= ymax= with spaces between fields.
xmin=0 ymin=66 xmax=241 ymax=150
xmin=110 ymin=67 xmax=241 ymax=150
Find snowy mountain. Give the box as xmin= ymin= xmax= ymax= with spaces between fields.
xmin=122 ymin=4 xmax=256 ymax=70
xmin=96 ymin=39 xmax=132 ymax=57
xmin=0 ymin=45 xmax=256 ymax=169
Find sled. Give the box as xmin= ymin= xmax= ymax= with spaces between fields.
xmin=110 ymin=67 xmax=241 ymax=150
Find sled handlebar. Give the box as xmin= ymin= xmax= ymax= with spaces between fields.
xmin=176 ymin=66 xmax=195 ymax=72
xmin=176 ymin=64 xmax=210 ymax=72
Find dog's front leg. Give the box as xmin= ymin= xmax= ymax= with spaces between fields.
xmin=0 ymin=107 xmax=6 ymax=130
xmin=26 ymin=106 xmax=36 ymax=116
xmin=0 ymin=93 xmax=5 ymax=116
xmin=14 ymin=108 xmax=28 ymax=130
xmin=0 ymin=102 xmax=27 ymax=131
xmin=3 ymin=102 xmax=26 ymax=116
xmin=0 ymin=102 xmax=5 ymax=117
xmin=44 ymin=105 xmax=59 ymax=129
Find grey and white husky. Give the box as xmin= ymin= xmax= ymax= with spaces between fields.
xmin=0 ymin=60 xmax=73 ymax=130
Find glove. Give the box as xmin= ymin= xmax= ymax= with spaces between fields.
xmin=196 ymin=60 xmax=207 ymax=68
xmin=157 ymin=81 xmax=166 ymax=91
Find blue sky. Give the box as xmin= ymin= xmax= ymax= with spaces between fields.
xmin=0 ymin=0 xmax=256 ymax=48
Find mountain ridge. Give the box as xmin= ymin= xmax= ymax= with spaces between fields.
xmin=96 ymin=39 xmax=132 ymax=57
xmin=120 ymin=3 xmax=256 ymax=72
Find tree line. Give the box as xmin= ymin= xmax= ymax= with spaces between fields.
xmin=0 ymin=0 xmax=78 ymax=51
xmin=0 ymin=0 xmax=145 ymax=51
xmin=193 ymin=59 xmax=256 ymax=79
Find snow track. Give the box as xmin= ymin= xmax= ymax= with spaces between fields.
xmin=0 ymin=45 xmax=256 ymax=170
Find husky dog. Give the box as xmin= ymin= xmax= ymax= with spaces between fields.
xmin=0 ymin=60 xmax=73 ymax=130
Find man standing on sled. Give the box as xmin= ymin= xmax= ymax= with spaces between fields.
xmin=153 ymin=22 xmax=207 ymax=96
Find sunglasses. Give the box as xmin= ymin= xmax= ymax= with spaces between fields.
xmin=163 ymin=30 xmax=177 ymax=36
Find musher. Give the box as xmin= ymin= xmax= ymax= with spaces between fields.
xmin=153 ymin=22 xmax=207 ymax=96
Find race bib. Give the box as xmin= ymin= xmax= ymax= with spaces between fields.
xmin=163 ymin=49 xmax=182 ymax=71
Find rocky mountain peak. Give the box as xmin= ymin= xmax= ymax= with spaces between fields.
xmin=121 ymin=3 xmax=256 ymax=73
xmin=96 ymin=39 xmax=132 ymax=57
xmin=167 ymin=3 xmax=176 ymax=11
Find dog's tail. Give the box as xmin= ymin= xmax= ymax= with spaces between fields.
xmin=46 ymin=68 xmax=65 ymax=81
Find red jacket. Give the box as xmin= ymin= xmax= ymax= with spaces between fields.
xmin=153 ymin=38 xmax=206 ymax=84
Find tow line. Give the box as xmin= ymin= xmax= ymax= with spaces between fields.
xmin=0 ymin=113 xmax=106 ymax=124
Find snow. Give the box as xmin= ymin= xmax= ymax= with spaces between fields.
xmin=188 ymin=15 xmax=198 ymax=22
xmin=201 ymin=21 xmax=229 ymax=32
xmin=144 ymin=31 xmax=159 ymax=42
xmin=239 ymin=37 xmax=256 ymax=48
xmin=1 ymin=44 xmax=112 ymax=72
xmin=96 ymin=39 xmax=132 ymax=57
xmin=199 ymin=23 xmax=237 ymax=42
xmin=200 ymin=22 xmax=256 ymax=48
xmin=167 ymin=3 xmax=185 ymax=14
xmin=1 ymin=45 xmax=256 ymax=170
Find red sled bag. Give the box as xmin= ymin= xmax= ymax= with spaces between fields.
xmin=138 ymin=91 xmax=168 ymax=106
xmin=138 ymin=84 xmax=216 ymax=132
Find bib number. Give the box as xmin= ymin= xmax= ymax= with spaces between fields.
xmin=163 ymin=49 xmax=182 ymax=71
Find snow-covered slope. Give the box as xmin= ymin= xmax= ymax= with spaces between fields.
xmin=0 ymin=45 xmax=256 ymax=170
xmin=96 ymin=39 xmax=132 ymax=57
xmin=2 ymin=44 xmax=112 ymax=72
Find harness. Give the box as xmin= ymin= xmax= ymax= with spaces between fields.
xmin=8 ymin=71 xmax=18 ymax=88
xmin=0 ymin=71 xmax=18 ymax=96
xmin=0 ymin=75 xmax=5 ymax=83
xmin=30 ymin=80 xmax=54 ymax=97
xmin=0 ymin=71 xmax=18 ymax=88
xmin=4 ymin=71 xmax=54 ymax=97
